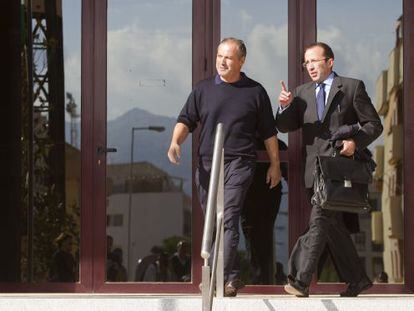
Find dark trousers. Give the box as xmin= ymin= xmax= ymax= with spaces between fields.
xmin=288 ymin=192 xmax=367 ymax=286
xmin=196 ymin=157 xmax=255 ymax=282
xmin=241 ymin=163 xmax=282 ymax=284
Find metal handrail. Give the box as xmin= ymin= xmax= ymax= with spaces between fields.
xmin=201 ymin=123 xmax=225 ymax=311
xmin=201 ymin=123 xmax=224 ymax=259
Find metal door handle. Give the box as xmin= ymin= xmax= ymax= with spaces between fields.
xmin=97 ymin=146 xmax=117 ymax=154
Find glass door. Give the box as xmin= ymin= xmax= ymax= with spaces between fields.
xmin=316 ymin=0 xmax=404 ymax=288
xmin=220 ymin=0 xmax=290 ymax=292
xmin=92 ymin=0 xmax=218 ymax=293
xmin=92 ymin=0 xmax=203 ymax=292
xmin=91 ymin=0 xmax=414 ymax=295
xmin=0 ymin=0 xmax=85 ymax=291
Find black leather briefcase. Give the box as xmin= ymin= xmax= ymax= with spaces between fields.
xmin=311 ymin=155 xmax=372 ymax=213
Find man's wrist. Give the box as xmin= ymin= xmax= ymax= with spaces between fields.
xmin=269 ymin=159 xmax=280 ymax=167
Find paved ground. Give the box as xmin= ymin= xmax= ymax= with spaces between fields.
xmin=1 ymin=294 xmax=414 ymax=311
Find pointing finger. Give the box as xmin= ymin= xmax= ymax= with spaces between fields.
xmin=280 ymin=80 xmax=287 ymax=92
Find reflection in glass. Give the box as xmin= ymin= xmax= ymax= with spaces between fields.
xmin=221 ymin=0 xmax=288 ymax=146
xmin=240 ymin=161 xmax=289 ymax=285
xmin=106 ymin=0 xmax=192 ymax=282
xmin=221 ymin=0 xmax=289 ymax=285
xmin=1 ymin=0 xmax=81 ymax=283
xmin=317 ymin=0 xmax=403 ymax=284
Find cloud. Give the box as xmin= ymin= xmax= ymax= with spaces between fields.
xmin=107 ymin=23 xmax=192 ymax=119
xmin=63 ymin=8 xmax=289 ymax=121
xmin=318 ymin=26 xmax=384 ymax=96
xmin=318 ymin=26 xmax=342 ymax=44
xmin=242 ymin=22 xmax=289 ymax=144
xmin=64 ymin=52 xmax=82 ymax=120
xmin=239 ymin=9 xmax=253 ymax=28
xmin=244 ymin=23 xmax=288 ymax=103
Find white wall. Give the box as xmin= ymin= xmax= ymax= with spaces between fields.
xmin=107 ymin=192 xmax=185 ymax=280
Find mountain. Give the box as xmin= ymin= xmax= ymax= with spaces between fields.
xmin=106 ymin=108 xmax=192 ymax=195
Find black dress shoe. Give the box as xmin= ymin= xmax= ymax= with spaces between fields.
xmin=340 ymin=277 xmax=373 ymax=297
xmin=224 ymin=279 xmax=245 ymax=297
xmin=284 ymin=277 xmax=309 ymax=297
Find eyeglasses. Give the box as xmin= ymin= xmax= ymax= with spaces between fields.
xmin=302 ymin=58 xmax=328 ymax=68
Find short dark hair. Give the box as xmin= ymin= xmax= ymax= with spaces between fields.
xmin=219 ymin=37 xmax=247 ymax=59
xmin=304 ymin=42 xmax=334 ymax=60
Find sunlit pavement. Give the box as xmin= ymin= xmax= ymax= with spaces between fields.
xmin=2 ymin=294 xmax=414 ymax=311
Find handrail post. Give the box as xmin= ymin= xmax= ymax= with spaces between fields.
xmin=201 ymin=123 xmax=224 ymax=259
xmin=202 ymin=263 xmax=211 ymax=311
xmin=201 ymin=123 xmax=225 ymax=311
xmin=215 ymin=149 xmax=224 ymax=298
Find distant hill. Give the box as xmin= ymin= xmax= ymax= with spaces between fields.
xmin=106 ymin=108 xmax=192 ymax=195
xmin=66 ymin=108 xmax=192 ymax=194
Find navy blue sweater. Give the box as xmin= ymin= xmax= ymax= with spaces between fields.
xmin=177 ymin=73 xmax=276 ymax=160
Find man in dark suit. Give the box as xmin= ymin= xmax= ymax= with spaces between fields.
xmin=275 ymin=42 xmax=382 ymax=297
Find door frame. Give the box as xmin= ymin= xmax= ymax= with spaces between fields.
xmin=1 ymin=0 xmax=413 ymax=295
xmin=91 ymin=0 xmax=414 ymax=294
xmin=91 ymin=0 xmax=219 ymax=293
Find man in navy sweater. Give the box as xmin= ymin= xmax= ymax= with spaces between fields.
xmin=167 ymin=37 xmax=281 ymax=296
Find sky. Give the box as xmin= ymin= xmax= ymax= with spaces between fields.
xmin=62 ymin=0 xmax=82 ymax=124
xmin=221 ymin=0 xmax=288 ymax=105
xmin=61 ymin=0 xmax=402 ymax=122
xmin=59 ymin=0 xmax=402 ymax=152
xmin=317 ymin=0 xmax=402 ymax=97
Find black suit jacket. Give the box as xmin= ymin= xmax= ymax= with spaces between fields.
xmin=275 ymin=74 xmax=383 ymax=189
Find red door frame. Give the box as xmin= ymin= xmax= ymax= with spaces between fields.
xmin=303 ymin=0 xmax=414 ymax=295
xmin=240 ymin=0 xmax=414 ymax=296
xmin=0 ymin=0 xmax=95 ymax=293
xmin=91 ymin=0 xmax=221 ymax=293
xmin=90 ymin=0 xmax=414 ymax=294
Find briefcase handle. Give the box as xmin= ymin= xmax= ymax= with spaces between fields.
xmin=330 ymin=141 xmax=354 ymax=159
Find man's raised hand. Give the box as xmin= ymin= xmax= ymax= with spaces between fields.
xmin=278 ymin=80 xmax=293 ymax=107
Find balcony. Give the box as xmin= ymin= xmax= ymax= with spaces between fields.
xmin=387 ymin=46 xmax=401 ymax=97
xmin=388 ymin=124 xmax=403 ymax=166
xmin=375 ymin=70 xmax=388 ymax=115
xmin=386 ymin=195 xmax=403 ymax=239
xmin=398 ymin=42 xmax=403 ymax=85
xmin=371 ymin=211 xmax=383 ymax=244
xmin=373 ymin=145 xmax=384 ymax=182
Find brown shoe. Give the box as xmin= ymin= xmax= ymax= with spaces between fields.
xmin=224 ymin=279 xmax=245 ymax=297
xmin=284 ymin=281 xmax=309 ymax=297
xmin=340 ymin=277 xmax=372 ymax=297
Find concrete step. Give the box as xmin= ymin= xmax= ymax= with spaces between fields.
xmin=1 ymin=294 xmax=414 ymax=311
